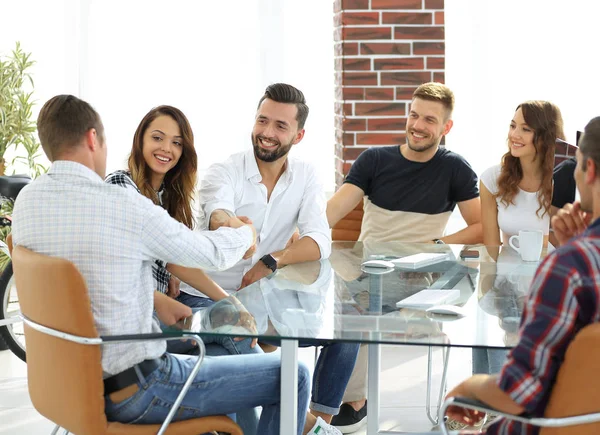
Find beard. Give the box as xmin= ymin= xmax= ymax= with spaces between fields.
xmin=252 ymin=133 xmax=293 ymax=162
xmin=406 ymin=129 xmax=440 ymax=153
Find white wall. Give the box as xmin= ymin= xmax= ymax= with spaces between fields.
xmin=446 ymin=0 xmax=600 ymax=177
xmin=0 ymin=0 xmax=334 ymax=190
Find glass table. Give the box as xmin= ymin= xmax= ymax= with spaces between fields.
xmin=170 ymin=241 xmax=540 ymax=435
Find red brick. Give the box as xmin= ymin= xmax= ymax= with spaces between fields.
xmin=433 ymin=71 xmax=445 ymax=83
xmin=567 ymin=144 xmax=578 ymax=156
xmin=374 ymin=57 xmax=424 ymax=70
xmin=381 ymin=71 xmax=431 ymax=86
xmin=343 ymin=146 xmax=368 ymax=160
xmin=343 ymin=26 xmax=392 ymax=40
xmin=364 ymin=87 xmax=395 ymax=100
xmin=335 ymin=102 xmax=354 ymax=116
xmin=335 ymin=42 xmax=359 ymax=56
xmin=343 ymin=87 xmax=365 ymax=100
xmin=426 ymin=57 xmax=445 ymax=69
xmin=343 ymin=133 xmax=355 ymax=145
xmin=368 ymin=118 xmax=407 ymax=131
xmin=371 ymin=0 xmax=421 ymax=9
xmin=425 ymin=0 xmax=444 ymax=9
xmin=394 ymin=26 xmax=444 ymax=40
xmin=357 ymin=132 xmax=405 ymax=145
xmin=344 ymin=58 xmax=372 ymax=71
xmin=342 ymin=0 xmax=370 ymax=9
xmin=343 ymin=118 xmax=367 ymax=131
xmin=361 ymin=42 xmax=411 ymax=55
xmin=413 ymin=42 xmax=445 ymax=55
xmin=382 ymin=12 xmax=432 ymax=25
xmin=396 ymin=87 xmax=417 ymax=100
xmin=334 ymin=58 xmax=342 ymax=72
xmin=333 ymin=27 xmax=342 ymax=42
xmin=335 ymin=172 xmax=345 ymax=189
xmin=435 ymin=11 xmax=444 ymax=25
xmin=554 ymin=156 xmax=569 ymax=166
xmin=342 ymin=12 xmax=380 ymax=25
xmin=343 ymin=72 xmax=378 ymax=86
xmin=355 ymin=102 xmax=406 ymax=117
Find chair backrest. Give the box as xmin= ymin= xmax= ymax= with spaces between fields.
xmin=12 ymin=246 xmax=108 ymax=435
xmin=332 ymin=200 xmax=364 ymax=241
xmin=541 ymin=322 xmax=600 ymax=434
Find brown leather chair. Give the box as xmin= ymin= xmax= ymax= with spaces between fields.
xmin=331 ymin=200 xmax=364 ymax=241
xmin=440 ymin=322 xmax=600 ymax=434
xmin=12 ymin=245 xmax=243 ymax=435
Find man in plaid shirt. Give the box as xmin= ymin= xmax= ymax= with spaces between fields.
xmin=445 ymin=116 xmax=600 ymax=434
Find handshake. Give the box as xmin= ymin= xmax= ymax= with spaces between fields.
xmin=223 ymin=215 xmax=257 ymax=260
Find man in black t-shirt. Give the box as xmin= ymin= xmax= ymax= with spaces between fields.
xmin=328 ymin=82 xmax=482 ymax=432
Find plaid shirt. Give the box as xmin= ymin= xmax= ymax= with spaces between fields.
xmin=488 ymin=218 xmax=600 ymax=434
xmin=105 ymin=170 xmax=170 ymax=294
xmin=12 ymin=161 xmax=253 ymax=375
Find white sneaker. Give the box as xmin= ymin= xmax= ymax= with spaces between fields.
xmin=307 ymin=416 xmax=343 ymax=435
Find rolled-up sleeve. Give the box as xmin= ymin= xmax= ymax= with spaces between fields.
xmin=297 ymin=165 xmax=332 ymax=259
xmin=198 ymin=162 xmax=236 ymax=230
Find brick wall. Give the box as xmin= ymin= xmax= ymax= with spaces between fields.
xmin=333 ymin=0 xmax=446 ymax=189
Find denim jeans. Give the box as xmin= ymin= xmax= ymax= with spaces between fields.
xmin=261 ymin=339 xmax=360 ymax=415
xmin=472 ymin=348 xmax=508 ymax=375
xmin=104 ymin=352 xmax=310 ymax=435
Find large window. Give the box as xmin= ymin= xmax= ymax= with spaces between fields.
xmin=0 ymin=0 xmax=335 ymax=190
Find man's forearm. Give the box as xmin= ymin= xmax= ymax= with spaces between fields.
xmin=272 ymin=236 xmax=321 ymax=268
xmin=468 ymin=375 xmax=525 ymax=415
xmin=209 ymin=209 xmax=234 ymax=231
xmin=442 ymin=222 xmax=482 ymax=245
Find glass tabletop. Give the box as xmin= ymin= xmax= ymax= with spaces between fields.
xmin=171 ymin=242 xmax=541 ymax=349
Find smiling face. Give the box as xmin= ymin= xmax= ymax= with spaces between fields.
xmin=508 ymin=107 xmax=537 ymax=160
xmin=405 ymin=98 xmax=452 ymax=153
xmin=251 ymin=98 xmax=304 ymax=163
xmin=141 ymin=115 xmax=183 ymax=187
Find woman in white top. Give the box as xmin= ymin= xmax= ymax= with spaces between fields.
xmin=481 ymin=100 xmax=565 ymax=247
xmin=461 ymin=101 xmax=565 ymax=430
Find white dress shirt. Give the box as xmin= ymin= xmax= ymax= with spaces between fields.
xmin=198 ymin=149 xmax=331 ymax=291
xmin=12 ymin=161 xmax=253 ymax=376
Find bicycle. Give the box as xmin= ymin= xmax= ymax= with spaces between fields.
xmin=0 ymin=174 xmax=32 ymax=362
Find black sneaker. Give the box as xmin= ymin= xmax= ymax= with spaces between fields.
xmin=331 ymin=401 xmax=367 ymax=433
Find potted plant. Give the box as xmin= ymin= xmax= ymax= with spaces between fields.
xmin=0 ymin=42 xmax=46 ymax=178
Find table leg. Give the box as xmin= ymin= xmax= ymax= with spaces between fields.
xmin=367 ymin=343 xmax=381 ymax=435
xmin=281 ymin=339 xmax=299 ymax=435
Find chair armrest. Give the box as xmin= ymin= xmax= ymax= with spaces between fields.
xmin=439 ymin=397 xmax=535 ymax=435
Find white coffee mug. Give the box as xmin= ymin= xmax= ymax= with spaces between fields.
xmin=509 ymin=230 xmax=544 ymax=262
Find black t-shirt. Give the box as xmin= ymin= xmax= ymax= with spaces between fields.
xmin=552 ymin=158 xmax=576 ymax=208
xmin=344 ymin=146 xmax=479 ymax=214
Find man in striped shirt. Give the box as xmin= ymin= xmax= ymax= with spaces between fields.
xmin=444 ymin=116 xmax=600 ymax=434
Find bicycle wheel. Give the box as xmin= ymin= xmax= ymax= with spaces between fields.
xmin=0 ymin=261 xmax=26 ymax=362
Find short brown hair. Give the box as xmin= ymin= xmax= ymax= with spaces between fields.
xmin=37 ymin=95 xmax=104 ymax=160
xmin=257 ymin=83 xmax=309 ymax=129
xmin=579 ymin=116 xmax=600 ymax=172
xmin=412 ymin=82 xmax=455 ymax=117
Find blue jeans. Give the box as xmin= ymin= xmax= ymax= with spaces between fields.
xmin=472 ymin=348 xmax=508 ymax=375
xmin=104 ymin=353 xmax=310 ymax=435
xmin=262 ymin=339 xmax=360 ymax=415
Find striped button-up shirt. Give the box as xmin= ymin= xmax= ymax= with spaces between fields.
xmin=12 ymin=161 xmax=253 ymax=376
xmin=488 ymin=218 xmax=600 ymax=434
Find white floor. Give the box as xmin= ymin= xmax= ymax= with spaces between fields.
xmin=0 ymin=345 xmax=472 ymax=434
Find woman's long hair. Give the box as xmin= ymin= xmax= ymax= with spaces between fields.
xmin=128 ymin=106 xmax=197 ymax=229
xmin=497 ymin=101 xmax=565 ymax=217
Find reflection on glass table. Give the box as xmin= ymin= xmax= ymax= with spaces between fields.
xmin=170 ymin=242 xmax=541 ymax=435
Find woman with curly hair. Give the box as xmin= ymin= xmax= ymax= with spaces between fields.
xmin=480 ymin=100 xmax=564 ymax=248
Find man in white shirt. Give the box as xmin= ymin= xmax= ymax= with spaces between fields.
xmin=198 ymin=83 xmax=358 ymax=434
xmin=11 ymin=94 xmax=312 ymax=435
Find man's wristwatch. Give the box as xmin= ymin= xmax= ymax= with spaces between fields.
xmin=432 ymin=239 xmax=445 ymax=244
xmin=260 ymin=254 xmax=278 ymax=273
